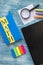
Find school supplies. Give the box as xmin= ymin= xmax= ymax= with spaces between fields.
xmin=0 ymin=12 xmax=22 ymax=45
xmin=11 ymin=45 xmax=26 ymax=58
xmin=34 ymin=9 xmax=43 ymax=18
xmin=18 ymin=4 xmax=39 ymax=25
xmin=20 ymin=4 xmax=39 ymax=19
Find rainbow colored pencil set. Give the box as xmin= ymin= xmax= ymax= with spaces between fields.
xmin=11 ymin=45 xmax=26 ymax=58
xmin=34 ymin=9 xmax=43 ymax=18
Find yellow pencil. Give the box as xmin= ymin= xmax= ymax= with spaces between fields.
xmin=35 ymin=9 xmax=43 ymax=12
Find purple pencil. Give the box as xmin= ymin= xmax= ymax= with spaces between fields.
xmin=36 ymin=12 xmax=43 ymax=15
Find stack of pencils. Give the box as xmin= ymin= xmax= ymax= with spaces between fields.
xmin=34 ymin=9 xmax=43 ymax=18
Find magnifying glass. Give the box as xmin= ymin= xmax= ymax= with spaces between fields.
xmin=20 ymin=4 xmax=39 ymax=19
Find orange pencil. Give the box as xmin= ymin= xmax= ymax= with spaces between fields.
xmin=34 ymin=15 xmax=43 ymax=18
xmin=18 ymin=46 xmax=24 ymax=55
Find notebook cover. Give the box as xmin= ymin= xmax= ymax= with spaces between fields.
xmin=0 ymin=12 xmax=22 ymax=45
xmin=21 ymin=20 xmax=43 ymax=65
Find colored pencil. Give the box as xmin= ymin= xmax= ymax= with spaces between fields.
xmin=34 ymin=15 xmax=43 ymax=18
xmin=36 ymin=12 xmax=43 ymax=15
xmin=35 ymin=9 xmax=43 ymax=12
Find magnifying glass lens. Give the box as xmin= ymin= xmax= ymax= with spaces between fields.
xmin=21 ymin=9 xmax=30 ymax=19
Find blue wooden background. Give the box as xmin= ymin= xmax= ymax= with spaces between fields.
xmin=0 ymin=0 xmax=43 ymax=65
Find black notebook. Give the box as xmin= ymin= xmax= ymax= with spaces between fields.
xmin=21 ymin=20 xmax=43 ymax=65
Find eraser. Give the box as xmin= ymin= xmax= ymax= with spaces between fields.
xmin=0 ymin=12 xmax=22 ymax=45
xmin=11 ymin=45 xmax=26 ymax=58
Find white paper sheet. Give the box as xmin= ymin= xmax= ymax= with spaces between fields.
xmin=18 ymin=4 xmax=36 ymax=25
